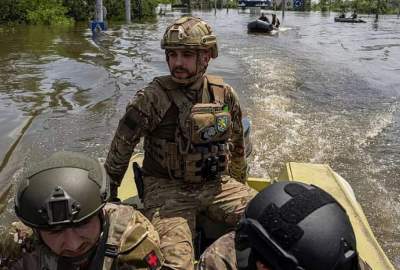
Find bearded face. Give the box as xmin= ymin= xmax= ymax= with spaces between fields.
xmin=167 ymin=48 xmax=211 ymax=84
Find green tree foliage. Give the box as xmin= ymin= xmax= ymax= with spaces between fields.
xmin=312 ymin=0 xmax=397 ymax=13
xmin=0 ymin=0 xmax=26 ymax=23
xmin=24 ymin=0 xmax=72 ymax=25
xmin=1 ymin=0 xmax=161 ymax=24
xmin=63 ymin=0 xmax=93 ymax=21
xmin=0 ymin=0 xmax=71 ymax=24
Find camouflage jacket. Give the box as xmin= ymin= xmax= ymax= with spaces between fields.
xmin=104 ymin=74 xmax=246 ymax=185
xmin=198 ymin=232 xmax=373 ymax=270
xmin=4 ymin=204 xmax=163 ymax=270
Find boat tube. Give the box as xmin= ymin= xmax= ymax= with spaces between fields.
xmin=118 ymin=154 xmax=396 ymax=269
xmin=334 ymin=17 xmax=366 ymax=23
xmin=247 ymin=19 xmax=274 ymax=33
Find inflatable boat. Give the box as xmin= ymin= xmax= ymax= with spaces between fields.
xmin=334 ymin=17 xmax=366 ymax=23
xmin=247 ymin=19 xmax=274 ymax=33
xmin=119 ymin=153 xmax=396 ymax=269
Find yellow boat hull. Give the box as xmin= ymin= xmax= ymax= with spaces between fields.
xmin=119 ymin=154 xmax=395 ymax=270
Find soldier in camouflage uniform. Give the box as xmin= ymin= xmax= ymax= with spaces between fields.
xmin=105 ymin=16 xmax=257 ymax=270
xmin=198 ymin=181 xmax=372 ymax=270
xmin=6 ymin=151 xmax=163 ymax=270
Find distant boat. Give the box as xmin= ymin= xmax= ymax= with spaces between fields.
xmin=238 ymin=0 xmax=271 ymax=8
xmin=247 ymin=19 xmax=274 ymax=33
xmin=334 ymin=17 xmax=366 ymax=23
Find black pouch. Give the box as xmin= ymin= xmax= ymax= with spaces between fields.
xmin=133 ymin=162 xmax=144 ymax=200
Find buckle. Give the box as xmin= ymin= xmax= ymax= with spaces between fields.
xmin=105 ymin=244 xmax=119 ymax=258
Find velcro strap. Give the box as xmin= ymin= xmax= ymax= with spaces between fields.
xmin=210 ymin=85 xmax=225 ymax=105
xmin=105 ymin=244 xmax=119 ymax=258
xmin=257 ymin=184 xmax=336 ymax=249
xmin=282 ymin=183 xmax=336 ymax=224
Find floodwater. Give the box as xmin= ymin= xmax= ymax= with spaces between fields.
xmin=0 ymin=10 xmax=399 ymax=267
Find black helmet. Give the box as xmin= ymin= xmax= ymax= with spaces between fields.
xmin=15 ymin=151 xmax=110 ymax=229
xmin=235 ymin=181 xmax=359 ymax=270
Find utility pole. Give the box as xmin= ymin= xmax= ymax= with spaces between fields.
xmin=282 ymin=0 xmax=286 ymax=21
xmin=138 ymin=0 xmax=142 ymax=19
xmin=95 ymin=0 xmax=103 ymax=22
xmin=375 ymin=0 xmax=380 ymax=20
xmin=125 ymin=0 xmax=131 ymax=23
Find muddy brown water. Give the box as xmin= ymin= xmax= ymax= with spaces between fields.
xmin=0 ymin=10 xmax=399 ymax=267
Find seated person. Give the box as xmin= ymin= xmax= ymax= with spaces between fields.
xmin=198 ymin=181 xmax=372 ymax=270
xmin=6 ymin=151 xmax=163 ymax=270
xmin=259 ymin=13 xmax=270 ymax=23
xmin=351 ymin=10 xmax=358 ymax=19
xmin=339 ymin=11 xmax=346 ymax=18
xmin=271 ymin=14 xmax=280 ymax=28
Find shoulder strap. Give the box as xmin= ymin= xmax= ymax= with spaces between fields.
xmin=155 ymin=80 xmax=193 ymax=142
xmin=206 ymin=75 xmax=226 ymax=105
xmin=205 ymin=74 xmax=224 ymax=86
xmin=38 ymin=245 xmax=59 ymax=270
xmin=153 ymin=75 xmax=179 ymax=91
xmin=101 ymin=204 xmax=133 ymax=270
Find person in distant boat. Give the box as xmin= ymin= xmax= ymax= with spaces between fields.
xmin=351 ymin=10 xmax=358 ymax=19
xmin=271 ymin=14 xmax=280 ymax=28
xmin=339 ymin=11 xmax=346 ymax=18
xmin=198 ymin=181 xmax=373 ymax=270
xmin=259 ymin=13 xmax=270 ymax=23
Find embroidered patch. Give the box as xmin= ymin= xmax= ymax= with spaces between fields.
xmin=216 ymin=115 xmax=229 ymax=133
xmin=202 ymin=126 xmax=217 ymax=140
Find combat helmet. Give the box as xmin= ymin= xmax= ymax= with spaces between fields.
xmin=161 ymin=16 xmax=218 ymax=58
xmin=235 ymin=181 xmax=360 ymax=270
xmin=15 ymin=151 xmax=110 ymax=229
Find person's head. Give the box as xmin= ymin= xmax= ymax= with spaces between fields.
xmin=161 ymin=16 xmax=218 ymax=85
xmin=261 ymin=12 xmax=265 ymax=16
xmin=235 ymin=181 xmax=360 ymax=270
xmin=272 ymin=14 xmax=276 ymax=18
xmin=15 ymin=151 xmax=109 ymax=260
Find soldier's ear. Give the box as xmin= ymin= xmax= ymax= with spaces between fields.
xmin=200 ymin=49 xmax=212 ymax=64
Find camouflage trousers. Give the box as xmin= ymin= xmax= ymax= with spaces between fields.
xmin=143 ymin=175 xmax=257 ymax=270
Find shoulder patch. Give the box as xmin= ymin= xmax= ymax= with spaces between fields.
xmin=144 ymin=250 xmax=161 ymax=270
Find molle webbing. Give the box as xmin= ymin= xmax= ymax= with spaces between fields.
xmin=145 ymin=75 xmax=231 ymax=183
xmin=144 ymin=137 xmax=181 ymax=171
xmin=144 ymin=136 xmax=228 ymax=182
xmin=257 ymin=184 xmax=336 ymax=249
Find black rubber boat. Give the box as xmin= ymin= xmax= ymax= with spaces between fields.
xmin=334 ymin=17 xmax=366 ymax=23
xmin=247 ymin=19 xmax=274 ymax=33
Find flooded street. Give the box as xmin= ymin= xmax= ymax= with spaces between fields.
xmin=0 ymin=10 xmax=399 ymax=267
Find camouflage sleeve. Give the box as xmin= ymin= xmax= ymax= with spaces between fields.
xmin=104 ymin=83 xmax=170 ymax=186
xmin=197 ymin=232 xmax=237 ymax=270
xmin=0 ymin=222 xmax=36 ymax=269
xmin=9 ymin=252 xmax=40 ymax=270
xmin=225 ymin=85 xmax=247 ymax=183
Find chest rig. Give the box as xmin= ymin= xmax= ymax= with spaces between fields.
xmin=144 ymin=75 xmax=232 ymax=183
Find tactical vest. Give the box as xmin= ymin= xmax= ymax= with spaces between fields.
xmin=37 ymin=204 xmax=163 ymax=270
xmin=143 ymin=75 xmax=232 ymax=183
